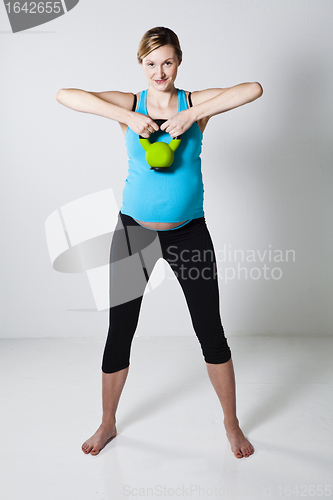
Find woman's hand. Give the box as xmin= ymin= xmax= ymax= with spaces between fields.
xmin=160 ymin=109 xmax=196 ymax=138
xmin=126 ymin=112 xmax=159 ymax=138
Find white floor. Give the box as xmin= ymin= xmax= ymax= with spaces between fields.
xmin=1 ymin=335 xmax=332 ymax=500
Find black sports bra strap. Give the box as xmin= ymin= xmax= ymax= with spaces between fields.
xmin=188 ymin=92 xmax=193 ymax=108
xmin=132 ymin=93 xmax=137 ymax=112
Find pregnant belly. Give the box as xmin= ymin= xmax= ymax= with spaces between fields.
xmin=134 ymin=219 xmax=187 ymax=230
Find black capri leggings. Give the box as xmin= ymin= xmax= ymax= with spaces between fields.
xmin=102 ymin=211 xmax=232 ymax=373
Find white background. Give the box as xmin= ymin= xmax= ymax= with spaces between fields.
xmin=1 ymin=0 xmax=332 ymax=338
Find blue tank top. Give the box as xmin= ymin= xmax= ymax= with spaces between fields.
xmin=120 ymin=88 xmax=205 ymax=222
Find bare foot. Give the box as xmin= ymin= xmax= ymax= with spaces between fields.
xmin=225 ymin=422 xmax=254 ymax=459
xmin=82 ymin=422 xmax=117 ymax=455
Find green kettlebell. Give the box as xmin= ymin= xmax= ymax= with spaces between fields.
xmin=139 ymin=119 xmax=182 ymax=171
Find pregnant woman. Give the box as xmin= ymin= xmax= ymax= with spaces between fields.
xmin=56 ymin=26 xmax=263 ymax=459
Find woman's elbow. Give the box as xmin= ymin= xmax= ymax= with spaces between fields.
xmin=254 ymin=82 xmax=263 ymax=97
xmin=56 ymin=88 xmax=71 ymax=103
xmin=56 ymin=89 xmax=64 ymax=102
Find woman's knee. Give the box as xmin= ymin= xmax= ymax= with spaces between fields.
xmin=203 ymin=345 xmax=232 ymax=364
xmin=101 ymin=330 xmax=133 ymax=374
xmin=196 ymin=328 xmax=232 ymax=364
xmin=102 ymin=298 xmax=142 ymax=374
xmin=102 ymin=359 xmax=130 ymax=374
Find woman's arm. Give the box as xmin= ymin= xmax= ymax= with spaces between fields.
xmin=191 ymin=82 xmax=263 ymax=122
xmin=55 ymin=89 xmax=134 ymax=124
xmin=56 ymin=89 xmax=159 ymax=137
xmin=161 ymin=83 xmax=263 ymax=137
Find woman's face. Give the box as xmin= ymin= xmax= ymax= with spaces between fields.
xmin=141 ymin=44 xmax=181 ymax=91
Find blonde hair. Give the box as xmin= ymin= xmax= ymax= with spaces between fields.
xmin=137 ymin=26 xmax=182 ymax=64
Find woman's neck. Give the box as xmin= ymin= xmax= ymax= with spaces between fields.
xmin=147 ymin=85 xmax=178 ymax=109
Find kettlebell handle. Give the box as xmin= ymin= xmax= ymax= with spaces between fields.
xmin=139 ymin=119 xmax=182 ymax=140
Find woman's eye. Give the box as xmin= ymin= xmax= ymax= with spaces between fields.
xmin=147 ymin=62 xmax=171 ymax=67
